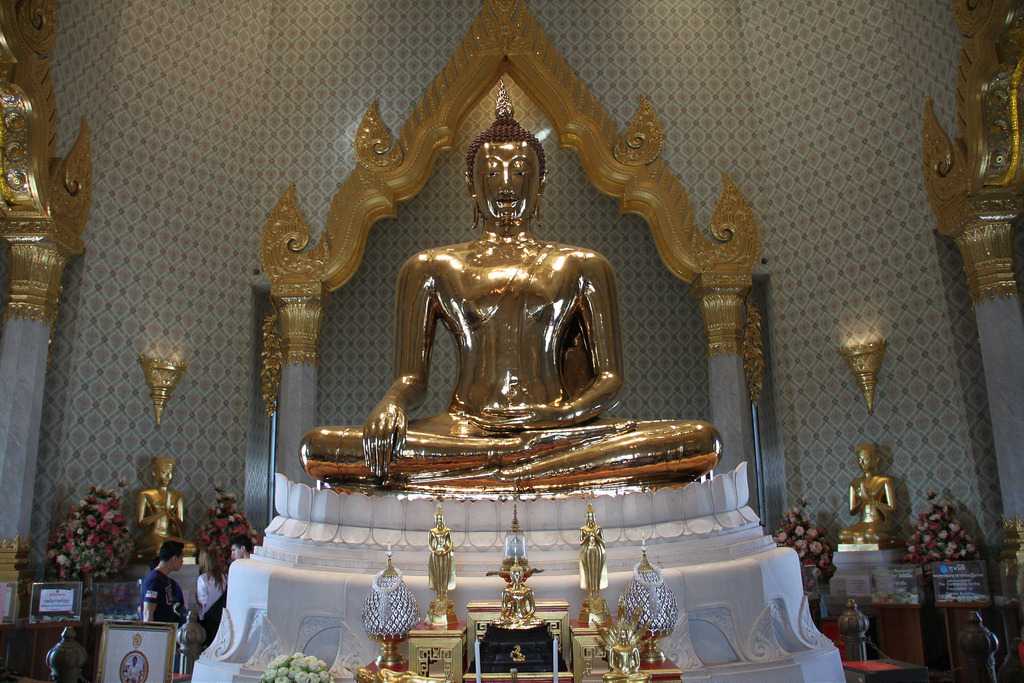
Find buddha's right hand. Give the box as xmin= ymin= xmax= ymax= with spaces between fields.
xmin=362 ymin=399 xmax=407 ymax=478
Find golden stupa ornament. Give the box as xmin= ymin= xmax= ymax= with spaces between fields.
xmin=138 ymin=353 xmax=187 ymax=426
xmin=839 ymin=337 xmax=885 ymax=415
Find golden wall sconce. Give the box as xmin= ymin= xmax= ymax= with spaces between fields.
xmin=839 ymin=338 xmax=886 ymax=415
xmin=139 ymin=353 xmax=187 ymax=426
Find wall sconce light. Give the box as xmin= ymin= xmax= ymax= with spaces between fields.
xmin=839 ymin=337 xmax=886 ymax=415
xmin=139 ymin=353 xmax=187 ymax=426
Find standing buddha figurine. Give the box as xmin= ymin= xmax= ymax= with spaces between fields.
xmin=136 ymin=455 xmax=195 ymax=561
xmin=427 ymin=504 xmax=457 ymax=627
xmin=578 ymin=502 xmax=610 ymax=626
xmin=838 ymin=442 xmax=901 ymax=550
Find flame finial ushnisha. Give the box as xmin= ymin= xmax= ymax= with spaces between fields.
xmin=495 ymin=79 xmax=514 ymax=119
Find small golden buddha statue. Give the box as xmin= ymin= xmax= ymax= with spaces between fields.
xmin=136 ymin=456 xmax=195 ymax=561
xmin=579 ymin=503 xmax=610 ymax=626
xmin=598 ymin=605 xmax=650 ymax=683
xmin=427 ymin=504 xmax=457 ymax=626
xmin=302 ymin=81 xmax=720 ymax=497
xmin=487 ymin=559 xmax=543 ymax=629
xmin=838 ymin=442 xmax=901 ymax=551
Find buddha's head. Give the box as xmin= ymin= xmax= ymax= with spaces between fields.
xmin=151 ymin=455 xmax=175 ymax=487
xmin=585 ymin=502 xmax=596 ymax=526
xmin=465 ymin=81 xmax=546 ymax=232
xmin=854 ymin=442 xmax=880 ymax=474
xmin=434 ymin=504 xmax=445 ymax=528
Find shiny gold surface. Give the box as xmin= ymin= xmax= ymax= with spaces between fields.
xmin=377 ymin=669 xmax=448 ymax=683
xmin=408 ymin=621 xmax=467 ymax=683
xmin=839 ymin=339 xmax=885 ymax=415
xmin=2 ymin=242 xmax=66 ymax=324
xmin=260 ymin=305 xmax=282 ymax=415
xmin=578 ymin=503 xmax=610 ymax=627
xmin=135 ymin=456 xmax=195 ymax=561
xmin=259 ymin=0 xmax=760 ymax=305
xmin=277 ymin=294 xmax=324 ymax=366
xmin=486 ymin=559 xmax=543 ymax=629
xmin=302 ymin=87 xmax=720 ymax=498
xmin=692 ymin=281 xmax=746 ymax=357
xmin=954 ymin=219 xmax=1018 ymax=302
xmin=598 ymin=606 xmax=650 ymax=683
xmin=837 ymin=442 xmax=902 ymax=551
xmin=0 ymin=0 xmax=91 ymax=321
xmin=427 ymin=505 xmax=457 ymax=627
xmin=0 ymin=536 xmax=30 ymax=618
xmin=138 ymin=353 xmax=187 ymax=427
xmin=742 ymin=301 xmax=764 ymax=403
xmin=921 ymin=1 xmax=1023 ymax=301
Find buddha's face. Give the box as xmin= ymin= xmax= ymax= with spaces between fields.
xmin=467 ymin=141 xmax=544 ymax=228
xmin=152 ymin=460 xmax=174 ymax=487
xmin=856 ymin=445 xmax=878 ymax=474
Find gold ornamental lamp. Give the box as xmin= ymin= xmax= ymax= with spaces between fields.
xmin=839 ymin=337 xmax=885 ymax=415
xmin=619 ymin=545 xmax=678 ymax=664
xmin=362 ymin=551 xmax=420 ymax=670
xmin=139 ymin=353 xmax=187 ymax=426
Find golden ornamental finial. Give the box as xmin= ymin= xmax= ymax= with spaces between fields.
xmin=495 ymin=79 xmax=514 ymax=119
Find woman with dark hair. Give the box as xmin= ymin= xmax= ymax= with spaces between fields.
xmin=196 ymin=548 xmax=226 ymax=648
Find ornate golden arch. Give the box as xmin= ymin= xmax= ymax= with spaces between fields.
xmin=260 ymin=0 xmax=760 ymax=299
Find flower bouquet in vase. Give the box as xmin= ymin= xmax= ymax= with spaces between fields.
xmin=774 ymin=498 xmax=836 ymax=587
xmin=904 ymin=491 xmax=979 ymax=575
xmin=47 ymin=483 xmax=134 ymax=581
xmin=197 ymin=487 xmax=259 ymax=568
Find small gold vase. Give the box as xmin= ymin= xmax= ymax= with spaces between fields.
xmin=372 ymin=636 xmax=407 ymax=670
xmin=640 ymin=631 xmax=670 ymax=665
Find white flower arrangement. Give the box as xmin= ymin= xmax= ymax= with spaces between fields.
xmin=260 ymin=653 xmax=333 ymax=683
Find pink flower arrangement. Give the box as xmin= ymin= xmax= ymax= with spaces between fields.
xmin=197 ymin=487 xmax=258 ymax=569
xmin=904 ymin=491 xmax=979 ymax=566
xmin=46 ymin=483 xmax=134 ymax=580
xmin=773 ymin=498 xmax=836 ymax=580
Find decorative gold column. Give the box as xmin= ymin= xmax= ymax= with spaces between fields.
xmin=692 ymin=274 xmax=748 ymax=358
xmin=922 ymin=0 xmax=1024 ymax=518
xmin=276 ymin=291 xmax=325 ymax=366
xmin=0 ymin=0 xmax=92 ymax=575
xmin=260 ymin=187 xmax=327 ymax=483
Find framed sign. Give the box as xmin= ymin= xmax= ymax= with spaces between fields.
xmin=0 ymin=581 xmax=17 ymax=623
xmin=932 ymin=560 xmax=990 ymax=607
xmin=872 ymin=565 xmax=923 ymax=606
xmin=96 ymin=620 xmax=176 ymax=683
xmin=29 ymin=581 xmax=82 ymax=623
xmin=93 ymin=581 xmax=143 ymax=622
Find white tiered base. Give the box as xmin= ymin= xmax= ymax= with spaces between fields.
xmin=193 ymin=463 xmax=841 ymax=682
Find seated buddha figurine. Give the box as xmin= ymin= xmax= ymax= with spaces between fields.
xmin=838 ymin=442 xmax=901 ymax=550
xmin=487 ymin=559 xmax=542 ymax=629
xmin=301 ymin=82 xmax=720 ymax=497
xmin=136 ymin=455 xmax=196 ymax=561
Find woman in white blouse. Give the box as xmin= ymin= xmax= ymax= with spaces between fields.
xmin=196 ymin=548 xmax=227 ymax=648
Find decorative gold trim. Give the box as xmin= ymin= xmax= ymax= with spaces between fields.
xmin=691 ymin=273 xmax=747 ymax=358
xmin=260 ymin=304 xmax=282 ymax=415
xmin=839 ymin=339 xmax=885 ymax=415
xmin=277 ymin=294 xmax=324 ymax=366
xmin=0 ymin=535 xmax=30 ymax=619
xmin=2 ymin=241 xmax=65 ymax=324
xmin=955 ymin=218 xmax=1018 ymax=302
xmin=743 ymin=300 xmax=764 ymax=403
xmin=259 ymin=0 xmax=760 ymax=298
xmin=613 ymin=96 xmax=664 ymax=167
xmin=0 ymin=0 xmax=92 ymax=328
xmin=922 ymin=1 xmax=1022 ymax=300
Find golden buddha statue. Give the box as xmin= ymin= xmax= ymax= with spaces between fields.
xmin=136 ymin=456 xmax=195 ymax=561
xmin=598 ymin=604 xmax=650 ymax=683
xmin=487 ymin=559 xmax=543 ymax=629
xmin=427 ymin=504 xmax=457 ymax=626
xmin=579 ymin=503 xmax=610 ymax=626
xmin=301 ymin=82 xmax=720 ymax=497
xmin=838 ymin=442 xmax=901 ymax=551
